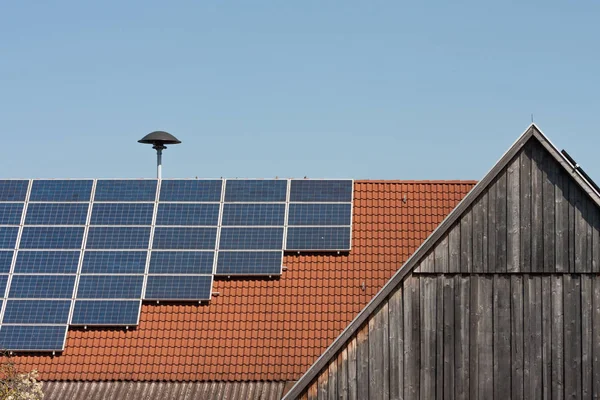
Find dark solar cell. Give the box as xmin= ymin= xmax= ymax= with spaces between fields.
xmin=289 ymin=180 xmax=353 ymax=202
xmin=152 ymin=227 xmax=217 ymax=250
xmin=0 ymin=180 xmax=29 ymax=202
xmin=286 ymin=227 xmax=351 ymax=251
xmin=144 ymin=275 xmax=212 ymax=300
xmin=149 ymin=251 xmax=214 ymax=274
xmin=0 ymin=227 xmax=19 ymax=249
xmin=81 ymin=251 xmax=147 ymax=274
xmin=90 ymin=203 xmax=154 ymax=225
xmin=0 ymin=275 xmax=8 ymax=295
xmin=29 ymin=180 xmax=93 ymax=202
xmin=216 ymin=251 xmax=282 ymax=275
xmin=9 ymin=275 xmax=76 ymax=299
xmin=25 ymin=203 xmax=88 ymax=225
xmin=288 ymin=203 xmax=352 ymax=226
xmin=221 ymin=204 xmax=285 ymax=226
xmin=76 ymin=275 xmax=144 ymax=299
xmin=19 ymin=227 xmax=84 ymax=249
xmin=156 ymin=203 xmax=220 ymax=226
xmin=0 ymin=325 xmax=67 ymax=351
xmin=3 ymin=300 xmax=71 ymax=324
xmin=14 ymin=251 xmax=80 ymax=274
xmin=224 ymin=180 xmax=287 ymax=202
xmin=71 ymin=300 xmax=140 ymax=325
xmin=94 ymin=180 xmax=157 ymax=201
xmin=0 ymin=251 xmax=13 ymax=274
xmin=0 ymin=203 xmax=24 ymax=225
xmin=219 ymin=227 xmax=284 ymax=250
xmin=159 ymin=180 xmax=222 ymax=202
xmin=86 ymin=227 xmax=151 ymax=249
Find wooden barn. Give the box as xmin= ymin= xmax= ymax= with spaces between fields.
xmin=286 ymin=124 xmax=600 ymax=399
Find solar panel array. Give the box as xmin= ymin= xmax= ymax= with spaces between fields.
xmin=0 ymin=179 xmax=352 ymax=351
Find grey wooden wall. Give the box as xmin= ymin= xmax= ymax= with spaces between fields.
xmin=299 ymin=139 xmax=600 ymax=399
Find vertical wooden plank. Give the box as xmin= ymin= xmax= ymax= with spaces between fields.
xmin=435 ymin=278 xmax=444 ymax=400
xmin=511 ymin=275 xmax=524 ymax=400
xmin=507 ymin=155 xmax=521 ymax=272
xmin=388 ymin=287 xmax=403 ymax=400
xmin=328 ymin=358 xmax=338 ymax=400
xmin=448 ymin=224 xmax=461 ymax=273
xmin=420 ymin=276 xmax=436 ymax=400
xmin=488 ymin=179 xmax=498 ymax=273
xmin=472 ymin=195 xmax=484 ymax=272
xmin=564 ymin=275 xmax=582 ymax=399
xmin=493 ymin=275 xmax=511 ymax=399
xmin=356 ymin=324 xmax=369 ymax=400
xmin=417 ymin=253 xmax=434 ymax=274
xmin=338 ymin=349 xmax=348 ymax=400
xmin=455 ymin=276 xmax=470 ymax=400
xmin=531 ymin=143 xmax=544 ymax=272
xmin=575 ymin=185 xmax=588 ymax=273
xmin=434 ymin=235 xmax=449 ymax=274
xmin=568 ymin=181 xmax=576 ymax=272
xmin=593 ymin=277 xmax=600 ymax=399
xmin=581 ymin=275 xmax=592 ymax=398
xmin=404 ymin=276 xmax=420 ymax=399
xmin=383 ymin=303 xmax=390 ymax=400
xmin=318 ymin=368 xmax=328 ymax=400
xmin=347 ymin=337 xmax=357 ymax=400
xmin=461 ymin=209 xmax=473 ymax=273
xmin=592 ymin=203 xmax=600 ymax=273
xmin=523 ymin=275 xmax=542 ymax=399
xmin=543 ymin=153 xmax=556 ymax=272
xmin=551 ymin=275 xmax=564 ymax=399
xmin=482 ymin=191 xmax=489 ymax=273
xmin=586 ymin=198 xmax=594 ymax=273
xmin=308 ymin=382 xmax=318 ymax=400
xmin=471 ymin=275 xmax=493 ymax=399
xmin=520 ymin=147 xmax=532 ymax=273
xmin=369 ymin=308 xmax=383 ymax=400
xmin=541 ymin=276 xmax=552 ymax=400
xmin=496 ymin=170 xmax=508 ymax=273
xmin=555 ymin=167 xmax=569 ymax=273
xmin=443 ymin=277 xmax=455 ymax=400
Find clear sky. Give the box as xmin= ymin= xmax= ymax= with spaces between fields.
xmin=1 ymin=1 xmax=599 ymax=181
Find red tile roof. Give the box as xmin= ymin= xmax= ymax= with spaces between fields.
xmin=12 ymin=180 xmax=475 ymax=381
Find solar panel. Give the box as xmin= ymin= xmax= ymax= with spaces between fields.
xmin=286 ymin=227 xmax=351 ymax=251
xmin=87 ymin=227 xmax=151 ymax=249
xmin=288 ymin=203 xmax=352 ymax=226
xmin=0 ymin=180 xmax=29 ymax=202
xmin=76 ymin=275 xmax=144 ymax=299
xmin=0 ymin=325 xmax=67 ymax=351
xmin=9 ymin=275 xmax=76 ymax=299
xmin=152 ymin=227 xmax=217 ymax=250
xmin=216 ymin=251 xmax=282 ymax=275
xmin=71 ymin=300 xmax=141 ymax=325
xmin=0 ymin=251 xmax=13 ymax=274
xmin=94 ymin=180 xmax=157 ymax=202
xmin=20 ymin=227 xmax=84 ymax=249
xmin=0 ymin=275 xmax=8 ymax=295
xmin=219 ymin=227 xmax=284 ymax=250
xmin=149 ymin=251 xmax=214 ymax=274
xmin=289 ymin=180 xmax=353 ymax=202
xmin=14 ymin=251 xmax=80 ymax=274
xmin=29 ymin=180 xmax=92 ymax=202
xmin=91 ymin=203 xmax=154 ymax=225
xmin=3 ymin=300 xmax=71 ymax=324
xmin=0 ymin=227 xmax=19 ymax=249
xmin=221 ymin=203 xmax=285 ymax=226
xmin=81 ymin=251 xmax=147 ymax=274
xmin=156 ymin=203 xmax=220 ymax=226
xmin=144 ymin=275 xmax=212 ymax=300
xmin=25 ymin=203 xmax=88 ymax=225
xmin=159 ymin=180 xmax=222 ymax=202
xmin=0 ymin=203 xmax=24 ymax=225
xmin=224 ymin=180 xmax=287 ymax=202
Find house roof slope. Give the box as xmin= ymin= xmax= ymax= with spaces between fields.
xmin=10 ymin=180 xmax=475 ymax=382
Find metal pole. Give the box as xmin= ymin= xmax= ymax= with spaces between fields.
xmin=153 ymin=144 xmax=165 ymax=179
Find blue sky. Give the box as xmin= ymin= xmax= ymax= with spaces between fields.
xmin=1 ymin=1 xmax=599 ymax=181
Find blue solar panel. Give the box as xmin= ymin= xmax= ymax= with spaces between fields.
xmin=152 ymin=227 xmax=217 ymax=250
xmin=86 ymin=227 xmax=151 ymax=249
xmin=0 ymin=325 xmax=67 ymax=351
xmin=71 ymin=300 xmax=140 ymax=325
xmin=149 ymin=251 xmax=214 ymax=274
xmin=286 ymin=227 xmax=351 ymax=251
xmin=0 ymin=203 xmax=24 ymax=225
xmin=9 ymin=275 xmax=75 ymax=298
xmin=0 ymin=251 xmax=13 ymax=274
xmin=219 ymin=227 xmax=283 ymax=250
xmin=0 ymin=180 xmax=28 ymax=202
xmin=216 ymin=251 xmax=282 ymax=275
xmin=0 ymin=227 xmax=18 ymax=249
xmin=81 ymin=251 xmax=147 ymax=274
xmin=29 ymin=180 xmax=92 ymax=202
xmin=290 ymin=180 xmax=353 ymax=202
xmin=288 ymin=203 xmax=352 ymax=226
xmin=77 ymin=275 xmax=144 ymax=299
xmin=156 ymin=203 xmax=220 ymax=226
xmin=19 ymin=227 xmax=84 ymax=249
xmin=25 ymin=203 xmax=88 ymax=225
xmin=3 ymin=300 xmax=71 ymax=324
xmin=94 ymin=180 xmax=157 ymax=201
xmin=144 ymin=275 xmax=212 ymax=300
xmin=159 ymin=180 xmax=222 ymax=202
xmin=221 ymin=204 xmax=285 ymax=226
xmin=224 ymin=180 xmax=287 ymax=202
xmin=14 ymin=251 xmax=80 ymax=274
xmin=0 ymin=275 xmax=8 ymax=295
xmin=90 ymin=203 xmax=154 ymax=225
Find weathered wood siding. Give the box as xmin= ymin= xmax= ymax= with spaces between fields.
xmin=299 ymin=138 xmax=600 ymax=399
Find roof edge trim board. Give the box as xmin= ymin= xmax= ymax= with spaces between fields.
xmin=284 ymin=123 xmax=600 ymax=399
